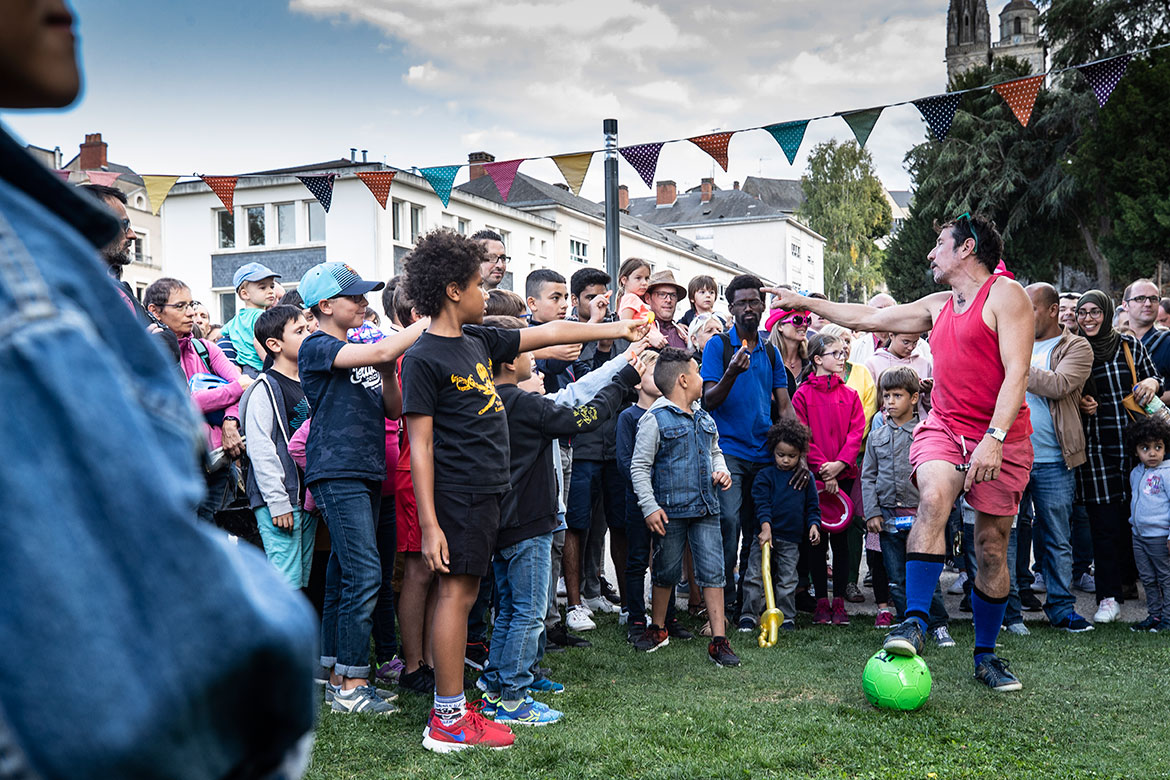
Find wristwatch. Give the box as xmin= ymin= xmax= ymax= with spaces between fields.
xmin=223 ymin=416 xmax=240 ymax=426
xmin=986 ymin=427 xmax=1007 ymax=442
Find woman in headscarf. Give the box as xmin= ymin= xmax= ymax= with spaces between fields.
xmin=1075 ymin=290 xmax=1160 ymax=623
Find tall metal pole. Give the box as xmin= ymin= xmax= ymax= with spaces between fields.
xmin=603 ymin=118 xmax=621 ymax=298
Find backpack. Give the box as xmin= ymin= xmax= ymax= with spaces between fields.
xmin=191 ymin=337 xmax=227 ymax=427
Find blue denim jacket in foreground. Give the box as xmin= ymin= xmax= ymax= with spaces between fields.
xmin=630 ymin=396 xmax=727 ymax=519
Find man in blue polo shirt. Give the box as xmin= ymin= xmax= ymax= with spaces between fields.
xmin=701 ymin=274 xmax=800 ymax=626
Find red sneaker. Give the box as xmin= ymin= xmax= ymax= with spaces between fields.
xmin=423 ymin=706 xmax=515 ymax=753
xmin=812 ymin=597 xmax=832 ymax=624
xmin=831 ymin=597 xmax=850 ymax=625
xmin=874 ymin=609 xmax=894 ymax=628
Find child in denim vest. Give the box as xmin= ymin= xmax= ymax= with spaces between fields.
xmin=629 ymin=347 xmax=740 ymax=667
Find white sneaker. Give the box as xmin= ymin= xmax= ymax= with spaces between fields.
xmin=556 ymin=577 xmax=567 ymax=597
xmin=947 ymin=571 xmax=968 ymax=595
xmin=619 ymin=608 xmax=629 ymax=626
xmin=566 ymin=604 xmax=596 ymax=631
xmin=1003 ymin=621 xmax=1031 ymax=636
xmin=1093 ymin=597 xmax=1120 ymax=623
xmin=1031 ymin=572 xmax=1046 ymax=593
xmin=583 ymin=595 xmax=619 ymax=614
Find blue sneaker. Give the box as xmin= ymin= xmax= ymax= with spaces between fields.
xmin=528 ymin=677 xmax=565 ymax=695
xmin=494 ymin=697 xmax=563 ymax=726
xmin=973 ymin=654 xmax=1023 ymax=692
xmin=480 ymin=692 xmax=501 ymax=717
xmin=1055 ymin=612 xmax=1095 ymax=633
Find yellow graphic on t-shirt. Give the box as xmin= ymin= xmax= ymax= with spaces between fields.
xmin=450 ymin=362 xmax=503 ymax=415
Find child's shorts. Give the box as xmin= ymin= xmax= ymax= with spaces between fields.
xmin=650 ymin=513 xmax=724 ymax=590
xmin=435 ymin=490 xmax=503 ymax=578
xmin=394 ymin=468 xmax=420 ymax=553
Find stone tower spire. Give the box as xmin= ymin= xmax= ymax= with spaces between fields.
xmin=946 ymin=0 xmax=992 ymax=84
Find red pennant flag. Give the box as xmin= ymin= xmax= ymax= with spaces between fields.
xmin=53 ymin=169 xmax=72 ymax=183
xmin=687 ymin=132 xmax=734 ymax=172
xmin=993 ymin=74 xmax=1044 ymax=127
xmin=201 ymin=176 xmax=239 ymax=211
xmin=86 ymin=170 xmax=123 ymax=187
xmin=483 ymin=159 xmax=524 ymax=201
xmin=355 ymin=171 xmax=396 ymax=209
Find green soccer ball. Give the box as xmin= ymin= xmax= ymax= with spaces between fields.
xmin=862 ymin=650 xmax=932 ymax=711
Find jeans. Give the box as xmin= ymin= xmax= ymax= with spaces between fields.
xmin=481 ymin=533 xmax=553 ymax=701
xmin=468 ymin=573 xmax=494 ymax=645
xmin=880 ymin=526 xmax=949 ymax=629
xmin=651 ymin=514 xmax=724 ymax=589
xmin=1132 ymin=534 xmax=1170 ymax=622
xmin=624 ymin=489 xmax=675 ymax=626
xmin=198 ymin=465 xmax=235 ymax=526
xmin=718 ymin=454 xmax=768 ymax=610
xmin=371 ymin=496 xmax=398 ymax=664
xmin=313 ymin=478 xmax=382 ymax=678
xmin=961 ymin=512 xmax=1022 ymax=625
xmin=741 ymin=539 xmax=799 ymax=621
xmin=569 ymin=459 xmax=624 ymax=599
xmin=1020 ymin=462 xmax=1077 ymax=624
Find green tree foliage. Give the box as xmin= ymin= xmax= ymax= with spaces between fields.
xmin=798 ymin=140 xmax=892 ymax=301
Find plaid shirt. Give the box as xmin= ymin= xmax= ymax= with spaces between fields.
xmin=1076 ymin=333 xmax=1161 ymax=505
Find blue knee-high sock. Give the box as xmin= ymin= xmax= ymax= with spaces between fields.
xmin=971 ymin=586 xmax=1008 ymax=667
xmin=904 ymin=553 xmax=945 ymax=632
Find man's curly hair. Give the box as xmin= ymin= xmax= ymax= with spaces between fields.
xmin=1126 ymin=415 xmax=1170 ymax=457
xmin=404 ymin=229 xmax=486 ymax=317
xmin=766 ymin=418 xmax=811 ymax=456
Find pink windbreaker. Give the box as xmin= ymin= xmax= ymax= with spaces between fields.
xmin=792 ymin=373 xmax=866 ymax=480
xmin=178 ymin=334 xmax=244 ymax=451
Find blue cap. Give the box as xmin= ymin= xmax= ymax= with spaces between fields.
xmin=299 ymin=262 xmax=384 ymax=308
xmin=232 ymin=262 xmax=281 ymax=290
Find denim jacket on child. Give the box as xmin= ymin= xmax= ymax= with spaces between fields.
xmin=630 ymin=396 xmax=727 ymax=519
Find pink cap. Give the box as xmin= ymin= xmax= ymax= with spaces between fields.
xmin=764 ymin=308 xmax=810 ymax=333
xmin=994 ymin=259 xmax=1015 ymax=280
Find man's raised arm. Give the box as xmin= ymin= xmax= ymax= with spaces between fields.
xmin=764 ymin=287 xmax=946 ymax=335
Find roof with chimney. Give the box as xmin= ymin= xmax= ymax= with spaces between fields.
xmin=624 ymin=186 xmax=791 ymax=228
xmin=740 ymin=176 xmax=806 ymax=213
xmin=457 ymin=173 xmax=756 ymax=275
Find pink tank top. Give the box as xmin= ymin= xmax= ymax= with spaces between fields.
xmin=930 ymin=276 xmax=1031 ymax=443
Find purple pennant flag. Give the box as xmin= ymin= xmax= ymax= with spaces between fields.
xmin=913 ymin=93 xmax=962 ymax=142
xmin=483 ymin=159 xmax=524 ymax=201
xmin=419 ymin=165 xmax=460 ymax=207
xmin=619 ymin=143 xmax=664 ymax=188
xmin=298 ymin=174 xmax=336 ymax=212
xmin=1077 ymin=54 xmax=1132 ymax=108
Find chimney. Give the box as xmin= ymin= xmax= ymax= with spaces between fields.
xmin=361 ymin=149 xmax=368 ymax=163
xmin=79 ymin=133 xmax=107 ymax=170
xmin=733 ymin=180 xmax=740 ymax=190
xmin=701 ymin=177 xmax=714 ymax=203
xmin=656 ymin=180 xmax=676 ymax=207
xmin=618 ymin=184 xmax=629 ymax=213
xmin=349 ymin=147 xmax=356 ymax=163
xmin=468 ymin=151 xmax=495 ymax=180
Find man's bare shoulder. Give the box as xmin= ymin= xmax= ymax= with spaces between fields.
xmin=917 ymin=290 xmax=952 ymax=323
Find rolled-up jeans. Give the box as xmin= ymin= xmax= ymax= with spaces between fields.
xmin=1020 ymin=462 xmax=1077 ymax=624
xmin=481 ymin=533 xmax=552 ymax=702
xmin=652 ymin=514 xmax=724 ymax=589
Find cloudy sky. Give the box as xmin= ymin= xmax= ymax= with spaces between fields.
xmin=5 ymin=0 xmax=957 ymax=197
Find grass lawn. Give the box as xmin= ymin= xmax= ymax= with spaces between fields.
xmin=306 ymin=613 xmax=1170 ymax=779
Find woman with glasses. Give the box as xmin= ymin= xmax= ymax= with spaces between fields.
xmin=1074 ymin=290 xmax=1160 ymax=623
xmin=766 ymin=306 xmax=811 ymax=390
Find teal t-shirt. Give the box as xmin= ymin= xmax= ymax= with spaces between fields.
xmin=222 ymin=307 xmax=264 ymax=371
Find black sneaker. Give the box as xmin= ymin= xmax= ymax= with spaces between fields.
xmin=666 ymin=618 xmax=694 ymax=640
xmin=627 ymin=620 xmax=646 ymax=644
xmin=549 ymin=622 xmax=592 ymax=649
xmin=883 ymin=619 xmax=926 ymax=657
xmin=737 ymin=615 xmax=757 ymax=633
xmin=1019 ymin=588 xmax=1043 ymax=612
xmin=464 ymin=641 xmax=489 ymax=670
xmin=1054 ymin=612 xmax=1094 ymax=633
xmin=973 ymin=654 xmax=1023 ymax=692
xmin=600 ymin=576 xmax=622 ymax=606
xmin=633 ymin=624 xmax=670 ymax=652
xmin=398 ymin=663 xmax=436 ymax=694
xmin=708 ymin=637 xmax=740 ymax=667
xmin=1131 ymin=615 xmax=1162 ymax=632
xmin=795 ymin=589 xmax=817 ymax=614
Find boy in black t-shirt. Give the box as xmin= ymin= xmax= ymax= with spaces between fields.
xmin=296 ymin=262 xmax=429 ymax=717
xmin=400 ymin=231 xmax=648 ymax=753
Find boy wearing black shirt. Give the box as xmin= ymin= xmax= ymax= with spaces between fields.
xmin=401 ymin=231 xmax=648 ymax=753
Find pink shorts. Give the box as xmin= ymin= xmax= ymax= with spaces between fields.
xmin=908 ymin=413 xmax=1033 ymax=517
xmin=394 ymin=469 xmax=421 ymax=553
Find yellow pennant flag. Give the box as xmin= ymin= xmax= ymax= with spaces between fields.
xmin=551 ymin=152 xmax=592 ymax=196
xmin=142 ymin=175 xmax=180 ymax=215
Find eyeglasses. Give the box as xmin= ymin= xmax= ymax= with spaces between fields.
xmin=1076 ymin=308 xmax=1104 ymax=320
xmin=825 ymin=349 xmax=849 ymax=360
xmin=1127 ymin=295 xmax=1160 ymax=305
xmin=159 ymin=301 xmax=196 ymax=312
xmin=781 ymin=315 xmax=811 ymax=327
xmin=342 ymin=294 xmax=367 ymax=304
xmin=651 ymin=290 xmax=678 ymax=300
xmin=955 ymin=212 xmax=978 ymax=253
xmin=485 ymin=255 xmax=510 ymax=266
xmin=729 ymin=298 xmax=765 ymax=310
xmin=118 ymin=217 xmax=132 ymax=233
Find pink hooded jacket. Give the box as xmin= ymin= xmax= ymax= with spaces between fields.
xmin=178 ymin=334 xmax=244 ymax=451
xmin=792 ymin=373 xmax=865 ymax=480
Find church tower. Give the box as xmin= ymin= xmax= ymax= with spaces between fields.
xmin=946 ymin=0 xmax=992 ymax=85
xmin=993 ymin=0 xmax=1046 ymax=76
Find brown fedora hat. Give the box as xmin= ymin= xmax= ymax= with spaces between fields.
xmin=645 ymin=269 xmax=687 ymax=299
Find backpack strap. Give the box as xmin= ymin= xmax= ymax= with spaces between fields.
xmin=719 ymin=332 xmax=734 ymax=374
xmin=191 ymin=337 xmax=213 ymax=374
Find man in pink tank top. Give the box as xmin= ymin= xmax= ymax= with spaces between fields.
xmin=766 ymin=213 xmax=1034 ymax=693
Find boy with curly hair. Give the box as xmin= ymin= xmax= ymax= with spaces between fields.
xmin=400 ymin=230 xmax=648 ymax=752
xmin=1126 ymin=416 xmax=1170 ymax=632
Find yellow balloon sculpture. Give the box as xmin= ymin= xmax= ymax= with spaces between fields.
xmin=757 ymin=542 xmax=784 ymax=648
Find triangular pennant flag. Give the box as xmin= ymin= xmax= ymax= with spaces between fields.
xmin=839 ymin=107 xmax=883 ymax=148
xmin=297 ymin=174 xmax=337 ymax=212
xmin=483 ymin=159 xmax=524 ymax=201
xmin=1077 ymin=54 xmax=1132 ymax=108
xmin=86 ymin=170 xmax=123 ymax=187
xmin=913 ymin=93 xmax=962 ymax=142
xmin=53 ymin=169 xmax=72 ymax=183
xmin=764 ymin=121 xmax=809 ymax=165
xmin=142 ymin=175 xmax=180 ymax=215
xmin=419 ymin=165 xmax=460 ymax=207
xmin=993 ymin=74 xmax=1044 ymax=127
xmin=619 ymin=142 xmax=664 ymax=188
xmin=551 ymin=152 xmax=592 ymax=196
xmin=687 ymin=132 xmax=734 ymax=172
xmin=355 ymin=171 xmax=396 ymax=209
xmin=201 ymin=176 xmax=238 ymax=211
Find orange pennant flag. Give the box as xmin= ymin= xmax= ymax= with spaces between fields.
xmin=688 ymin=132 xmax=735 ymax=172
xmin=356 ymin=171 xmax=396 ymax=209
xmin=993 ymin=75 xmax=1044 ymax=127
xmin=201 ymin=176 xmax=239 ymax=211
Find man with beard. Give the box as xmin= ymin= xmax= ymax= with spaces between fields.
xmin=701 ymin=274 xmax=799 ymax=625
xmin=472 ymin=228 xmax=508 ymax=291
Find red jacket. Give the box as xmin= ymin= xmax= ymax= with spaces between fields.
xmin=792 ymin=373 xmax=865 ymax=480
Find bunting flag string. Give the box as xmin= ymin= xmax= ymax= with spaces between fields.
xmin=85 ymin=170 xmax=123 ymax=187
xmin=688 ymin=132 xmax=734 ymax=172
xmin=200 ymin=175 xmax=238 ymax=211
xmin=764 ymin=121 xmax=809 ymax=165
xmin=1077 ymin=53 xmax=1132 ymax=108
xmin=142 ymin=175 xmax=180 ymax=215
xmin=993 ymin=74 xmax=1045 ymax=127
xmin=913 ymin=93 xmax=962 ymax=142
xmin=52 ymin=169 xmax=72 ymax=183
xmin=419 ymin=165 xmax=460 ymax=207
xmin=483 ymin=158 xmax=524 ymax=201
xmin=840 ymin=108 xmax=884 ymax=148
xmin=619 ymin=143 xmax=664 ymax=188
xmin=551 ymin=152 xmax=592 ymax=196
xmin=355 ymin=171 xmax=396 ymax=208
xmin=298 ymin=174 xmax=337 ymax=212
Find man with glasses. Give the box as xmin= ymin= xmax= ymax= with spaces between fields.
xmin=768 ymin=213 xmax=1034 ymax=692
xmin=645 ymin=270 xmax=690 ymax=350
xmin=472 ymin=229 xmax=509 ymax=291
xmin=1122 ymin=278 xmax=1170 ymax=398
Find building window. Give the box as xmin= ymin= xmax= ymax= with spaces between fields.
xmin=410 ymin=205 xmax=423 ymax=243
xmin=308 ymin=200 xmax=326 ymax=242
xmin=790 ymin=242 xmax=801 ymax=259
xmin=135 ymin=283 xmax=147 ymax=301
xmin=276 ymin=203 xmax=295 ymax=244
xmin=1013 ymin=17 xmax=1022 ymax=35
xmin=217 ymin=209 xmax=235 ymax=248
xmin=219 ymin=292 xmax=236 ymax=322
xmin=246 ymin=205 xmax=265 ymax=246
xmin=457 ymin=218 xmax=470 ymax=235
xmin=540 ymin=240 xmax=548 ymax=258
xmin=569 ymin=238 xmax=588 ymax=264
xmin=391 ymin=200 xmax=402 ymax=241
xmin=529 ymin=237 xmax=536 ymax=255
